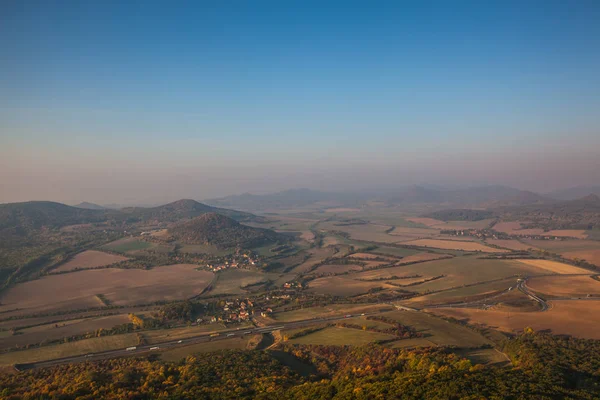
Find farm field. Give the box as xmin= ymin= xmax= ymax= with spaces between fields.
xmin=352 ymin=256 xmax=545 ymax=294
xmin=387 ymin=226 xmax=440 ymax=238
xmin=287 ymin=326 xmax=396 ymax=346
xmin=521 ymin=239 xmax=600 ymax=267
xmin=392 ymin=252 xmax=448 ymax=265
xmin=401 ymin=278 xmax=517 ymax=308
xmin=515 ymin=259 xmax=592 ymax=274
xmin=0 ymin=333 xmax=140 ymax=366
xmin=379 ymin=310 xmax=492 ymax=347
xmin=312 ymin=264 xmax=363 ymax=275
xmin=349 ymin=252 xmax=396 ymax=261
xmin=101 ymin=238 xmax=153 ymax=253
xmin=53 ymin=250 xmax=128 ymax=272
xmin=289 ymin=247 xmax=339 ymax=273
xmin=364 ymin=246 xmax=421 ymax=258
xmin=0 ymin=306 xmax=160 ymax=330
xmin=485 ymin=239 xmax=535 ymax=251
xmin=306 ymin=276 xmax=391 ymax=296
xmin=526 ymin=275 xmax=600 ymax=298
xmin=429 ymin=300 xmax=600 ymax=339
xmin=406 ymin=217 xmax=494 ymax=230
xmin=205 ymin=269 xmax=278 ymax=296
xmin=493 ymin=222 xmax=587 ymax=238
xmin=399 ymin=239 xmax=509 ymax=253
xmin=272 ymin=304 xmax=392 ymax=323
xmin=318 ymin=221 xmax=400 ymax=243
xmin=0 ymin=315 xmax=131 ymax=350
xmin=0 ymin=265 xmax=214 ymax=315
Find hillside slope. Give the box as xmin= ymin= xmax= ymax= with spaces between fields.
xmin=168 ymin=213 xmax=281 ymax=249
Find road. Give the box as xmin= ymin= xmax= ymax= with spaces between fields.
xmin=517 ymin=279 xmax=549 ymax=311
xmin=16 ymin=310 xmax=391 ymax=371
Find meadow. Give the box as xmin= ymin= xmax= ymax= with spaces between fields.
xmin=287 ymin=326 xmax=396 ymax=346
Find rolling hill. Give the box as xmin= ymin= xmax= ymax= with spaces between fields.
xmin=167 ymin=212 xmax=282 ymax=249
xmin=120 ymin=199 xmax=258 ymax=223
xmin=73 ymin=202 xmax=106 ymax=210
xmin=0 ymin=201 xmax=107 ymax=238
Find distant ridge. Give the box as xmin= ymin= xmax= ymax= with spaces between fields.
xmin=74 ymin=202 xmax=106 ymax=210
xmin=546 ymin=186 xmax=600 ymax=201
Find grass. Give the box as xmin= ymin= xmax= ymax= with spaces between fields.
xmin=453 ymin=348 xmax=511 ymax=367
xmin=158 ymin=337 xmax=250 ymax=362
xmin=273 ymin=304 xmax=392 ymax=323
xmin=0 ymin=334 xmax=139 ymax=366
xmin=287 ymin=326 xmax=396 ymax=345
xmin=378 ymin=310 xmax=492 ymax=347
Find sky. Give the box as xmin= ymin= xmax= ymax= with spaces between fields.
xmin=1 ymin=1 xmax=599 ymax=204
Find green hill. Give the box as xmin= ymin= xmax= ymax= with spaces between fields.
xmin=168 ymin=212 xmax=281 ymax=249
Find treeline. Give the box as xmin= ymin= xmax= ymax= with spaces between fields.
xmin=4 ymin=331 xmax=600 ymax=398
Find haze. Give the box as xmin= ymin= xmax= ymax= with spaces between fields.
xmin=1 ymin=1 xmax=599 ymax=204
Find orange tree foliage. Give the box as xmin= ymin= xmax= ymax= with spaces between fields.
xmin=1 ymin=333 xmax=600 ymax=399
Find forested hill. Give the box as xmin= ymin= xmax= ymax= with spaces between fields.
xmin=2 ymin=332 xmax=600 ymax=399
xmin=168 ymin=212 xmax=281 ymax=249
xmin=0 ymin=199 xmax=260 ymax=239
xmin=120 ymin=199 xmax=260 ymax=223
xmin=0 ymin=201 xmax=107 ymax=236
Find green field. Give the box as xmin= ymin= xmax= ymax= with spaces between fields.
xmin=273 ymin=304 xmax=392 ymax=323
xmin=158 ymin=337 xmax=251 ymax=362
xmin=287 ymin=326 xmax=396 ymax=346
xmin=403 ymin=278 xmax=516 ymax=308
xmin=380 ymin=255 xmax=550 ymax=294
xmin=379 ymin=310 xmax=492 ymax=347
xmin=366 ymin=246 xmax=421 ymax=258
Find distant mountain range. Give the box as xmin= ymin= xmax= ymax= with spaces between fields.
xmin=545 ymin=186 xmax=600 ymax=201
xmin=168 ymin=212 xmax=282 ymax=249
xmin=205 ymin=185 xmax=565 ymax=211
xmin=205 ymin=188 xmax=369 ymax=211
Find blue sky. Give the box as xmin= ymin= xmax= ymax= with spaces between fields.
xmin=1 ymin=1 xmax=599 ymax=203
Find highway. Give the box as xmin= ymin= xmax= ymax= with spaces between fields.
xmin=517 ymin=279 xmax=549 ymax=311
xmin=16 ymin=310 xmax=391 ymax=370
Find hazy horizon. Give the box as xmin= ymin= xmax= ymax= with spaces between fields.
xmin=2 ymin=1 xmax=599 ymax=204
